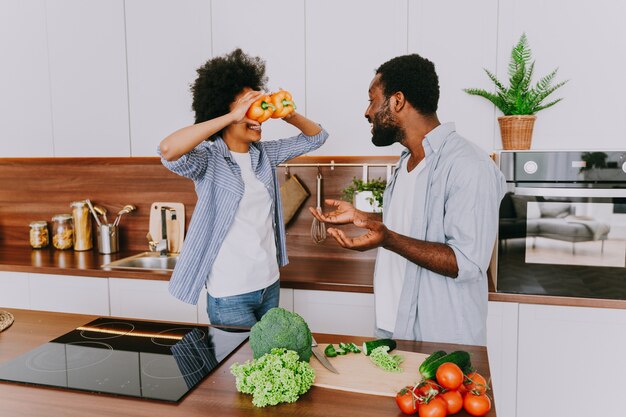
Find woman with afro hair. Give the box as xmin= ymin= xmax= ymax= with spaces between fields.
xmin=159 ymin=49 xmax=328 ymax=327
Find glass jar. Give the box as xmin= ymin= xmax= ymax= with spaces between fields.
xmin=51 ymin=214 xmax=74 ymax=250
xmin=29 ymin=221 xmax=49 ymax=249
xmin=71 ymin=200 xmax=93 ymax=251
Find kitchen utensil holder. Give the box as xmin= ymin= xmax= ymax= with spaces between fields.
xmin=97 ymin=224 xmax=119 ymax=254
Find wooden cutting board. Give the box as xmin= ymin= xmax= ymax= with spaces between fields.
xmin=148 ymin=202 xmax=185 ymax=253
xmin=311 ymin=344 xmax=429 ymax=397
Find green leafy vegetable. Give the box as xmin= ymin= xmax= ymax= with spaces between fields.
xmin=249 ymin=307 xmax=312 ymax=362
xmin=230 ymin=348 xmax=315 ymax=407
xmin=369 ymin=345 xmax=404 ymax=372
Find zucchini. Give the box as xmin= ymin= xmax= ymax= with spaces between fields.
xmin=418 ymin=350 xmax=447 ymax=375
xmin=362 ymin=338 xmax=397 ymax=356
xmin=419 ymin=350 xmax=472 ymax=380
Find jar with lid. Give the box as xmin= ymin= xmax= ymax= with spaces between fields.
xmin=51 ymin=214 xmax=74 ymax=250
xmin=29 ymin=221 xmax=49 ymax=249
xmin=70 ymin=200 xmax=93 ymax=251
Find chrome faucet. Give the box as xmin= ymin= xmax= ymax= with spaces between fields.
xmin=151 ymin=206 xmax=176 ymax=256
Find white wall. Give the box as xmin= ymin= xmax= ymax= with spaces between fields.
xmin=2 ymin=0 xmax=625 ymax=157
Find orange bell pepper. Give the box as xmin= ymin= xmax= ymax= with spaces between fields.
xmin=246 ymin=94 xmax=276 ymax=123
xmin=270 ymin=90 xmax=297 ymax=118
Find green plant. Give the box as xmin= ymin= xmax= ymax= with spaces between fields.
xmin=342 ymin=177 xmax=387 ymax=207
xmin=464 ymin=33 xmax=569 ymax=115
xmin=249 ymin=307 xmax=312 ymax=362
xmin=230 ymin=348 xmax=315 ymax=407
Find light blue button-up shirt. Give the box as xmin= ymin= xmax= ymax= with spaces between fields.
xmin=158 ymin=129 xmax=328 ymax=305
xmin=386 ymin=123 xmax=506 ymax=346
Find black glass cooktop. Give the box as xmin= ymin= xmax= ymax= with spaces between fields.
xmin=0 ymin=318 xmax=249 ymax=402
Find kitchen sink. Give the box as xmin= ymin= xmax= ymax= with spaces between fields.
xmin=102 ymin=252 xmax=179 ymax=271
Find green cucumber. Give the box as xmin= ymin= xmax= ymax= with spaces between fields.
xmin=324 ymin=344 xmax=338 ymax=357
xmin=419 ymin=350 xmax=472 ymax=380
xmin=418 ymin=350 xmax=447 ymax=375
xmin=362 ymin=338 xmax=397 ymax=356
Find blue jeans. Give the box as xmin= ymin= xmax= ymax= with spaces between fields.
xmin=207 ymin=280 xmax=280 ymax=328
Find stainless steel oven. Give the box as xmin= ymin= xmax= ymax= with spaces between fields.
xmin=494 ymin=151 xmax=626 ymax=299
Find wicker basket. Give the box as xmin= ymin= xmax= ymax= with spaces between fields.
xmin=0 ymin=310 xmax=14 ymax=332
xmin=498 ymin=115 xmax=537 ymax=150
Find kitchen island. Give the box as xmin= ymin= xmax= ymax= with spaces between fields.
xmin=0 ymin=308 xmax=496 ymax=417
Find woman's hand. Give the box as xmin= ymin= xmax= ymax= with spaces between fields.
xmin=308 ymin=199 xmax=367 ymax=225
xmin=230 ymin=90 xmax=263 ymax=124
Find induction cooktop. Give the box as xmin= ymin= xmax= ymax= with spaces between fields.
xmin=0 ymin=317 xmax=249 ymax=402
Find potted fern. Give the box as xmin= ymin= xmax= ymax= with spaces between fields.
xmin=464 ymin=33 xmax=569 ymax=149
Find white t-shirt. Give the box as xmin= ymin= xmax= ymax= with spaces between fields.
xmin=206 ymin=151 xmax=279 ymax=297
xmin=374 ymin=156 xmax=429 ymax=332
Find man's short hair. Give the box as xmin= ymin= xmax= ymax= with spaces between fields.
xmin=376 ymin=54 xmax=440 ymax=115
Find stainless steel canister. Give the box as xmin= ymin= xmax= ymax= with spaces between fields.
xmin=97 ymin=224 xmax=119 ymax=254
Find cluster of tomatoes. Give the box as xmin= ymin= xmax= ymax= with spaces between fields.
xmin=395 ymin=362 xmax=492 ymax=417
xmin=245 ymin=90 xmax=296 ymax=123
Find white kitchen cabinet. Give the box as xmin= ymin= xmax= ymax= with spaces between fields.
xmin=486 ymin=301 xmax=519 ymax=417
xmin=0 ymin=0 xmax=54 ymax=157
xmin=29 ymin=273 xmax=109 ymax=315
xmin=407 ymin=0 xmax=499 ymax=151
xmin=125 ymin=0 xmax=212 ymax=157
xmin=293 ymin=289 xmax=375 ymax=336
xmin=497 ymin=0 xmax=626 ymax=150
xmin=279 ymin=288 xmax=294 ymax=312
xmin=305 ymin=0 xmax=408 ymax=157
xmin=211 ymin=0 xmax=304 ymax=142
xmin=0 ymin=271 xmax=30 ymax=309
xmin=517 ymin=304 xmax=626 ymax=417
xmin=109 ymin=277 xmax=197 ymax=323
xmin=45 ymin=0 xmax=130 ymax=156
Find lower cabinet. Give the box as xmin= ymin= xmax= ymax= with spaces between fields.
xmin=292 ymin=289 xmax=375 ymax=336
xmin=516 ymin=304 xmax=626 ymax=417
xmin=486 ymin=301 xmax=519 ymax=417
xmin=109 ymin=278 xmax=197 ymax=323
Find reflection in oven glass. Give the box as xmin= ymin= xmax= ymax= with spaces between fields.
xmin=523 ymin=202 xmax=625 ymax=268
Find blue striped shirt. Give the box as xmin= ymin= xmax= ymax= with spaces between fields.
xmin=158 ymin=129 xmax=328 ymax=304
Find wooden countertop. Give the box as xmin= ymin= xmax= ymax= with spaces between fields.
xmin=1 ymin=245 xmax=625 ymax=309
xmin=0 ymin=309 xmax=496 ymax=417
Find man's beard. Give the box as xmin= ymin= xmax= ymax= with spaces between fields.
xmin=371 ymin=100 xmax=404 ymax=147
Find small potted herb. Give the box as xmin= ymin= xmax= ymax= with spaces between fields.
xmin=342 ymin=177 xmax=387 ymax=213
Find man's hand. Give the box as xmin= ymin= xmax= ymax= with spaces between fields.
xmin=308 ymin=199 xmax=366 ymax=225
xmin=327 ymin=217 xmax=389 ymax=252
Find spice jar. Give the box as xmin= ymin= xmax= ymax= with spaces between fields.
xmin=29 ymin=221 xmax=49 ymax=249
xmin=52 ymin=214 xmax=74 ymax=250
xmin=71 ymin=200 xmax=93 ymax=251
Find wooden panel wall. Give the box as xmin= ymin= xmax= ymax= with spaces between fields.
xmin=0 ymin=156 xmax=398 ymax=257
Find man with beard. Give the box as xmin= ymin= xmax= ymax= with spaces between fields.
xmin=310 ymin=54 xmax=506 ymax=345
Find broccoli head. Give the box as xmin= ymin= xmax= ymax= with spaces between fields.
xmin=249 ymin=308 xmax=312 ymax=362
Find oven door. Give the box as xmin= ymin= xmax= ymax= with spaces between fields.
xmin=496 ymin=186 xmax=626 ymax=299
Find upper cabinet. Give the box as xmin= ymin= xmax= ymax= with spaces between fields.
xmin=211 ymin=0 xmax=305 ymax=142
xmin=0 ymin=0 xmax=54 ymax=157
xmin=408 ymin=0 xmax=499 ymax=152
xmin=46 ymin=0 xmax=130 ymax=156
xmin=125 ymin=0 xmax=212 ymax=157
xmin=305 ymin=0 xmax=408 ymax=156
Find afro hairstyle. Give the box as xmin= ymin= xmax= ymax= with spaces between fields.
xmin=375 ymin=54 xmax=440 ymax=115
xmin=191 ymin=48 xmax=268 ymax=141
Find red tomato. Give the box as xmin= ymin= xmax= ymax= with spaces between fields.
xmin=435 ymin=362 xmax=464 ymax=390
xmin=418 ymin=397 xmax=447 ymax=417
xmin=464 ymin=393 xmax=492 ymax=416
xmin=440 ymin=390 xmax=463 ymax=414
xmin=396 ymin=386 xmax=419 ymax=415
xmin=463 ymin=372 xmax=488 ymax=395
xmin=415 ymin=379 xmax=440 ymax=399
